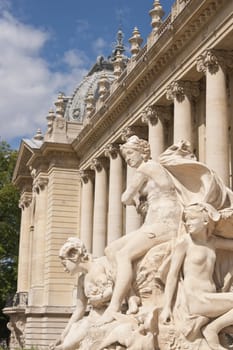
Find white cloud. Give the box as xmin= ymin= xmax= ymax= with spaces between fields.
xmin=63 ymin=49 xmax=89 ymax=69
xmin=0 ymin=10 xmax=89 ymax=145
xmin=92 ymin=37 xmax=108 ymax=56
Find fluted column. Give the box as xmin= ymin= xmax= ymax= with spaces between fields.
xmin=197 ymin=49 xmax=233 ymax=185
xmin=166 ymin=80 xmax=199 ymax=147
xmin=17 ymin=192 xmax=32 ymax=292
xmin=141 ymin=105 xmax=170 ymax=160
xmin=105 ymin=144 xmax=123 ymax=243
xmin=79 ymin=170 xmax=94 ymax=253
xmin=91 ymin=158 xmax=108 ymax=256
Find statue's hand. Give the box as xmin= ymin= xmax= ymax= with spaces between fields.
xmin=160 ymin=306 xmax=172 ymax=325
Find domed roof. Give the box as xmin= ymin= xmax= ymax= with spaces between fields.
xmin=64 ymin=57 xmax=115 ymax=123
xmin=64 ymin=29 xmax=128 ymax=123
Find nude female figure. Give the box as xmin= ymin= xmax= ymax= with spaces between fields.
xmin=98 ymin=135 xmax=183 ymax=324
xmin=160 ymin=203 xmax=233 ymax=350
xmin=50 ymin=237 xmax=113 ymax=350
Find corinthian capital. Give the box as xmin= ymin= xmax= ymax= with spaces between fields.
xmin=121 ymin=126 xmax=146 ymax=141
xmin=141 ymin=105 xmax=170 ymax=126
xmin=19 ymin=192 xmax=32 ymax=210
xmin=104 ymin=144 xmax=120 ymax=159
xmin=166 ymin=81 xmax=200 ymax=102
xmin=34 ymin=177 xmax=48 ymax=193
xmin=79 ymin=170 xmax=94 ymax=184
xmin=90 ymin=158 xmax=107 ymax=172
xmin=197 ymin=49 xmax=233 ymax=74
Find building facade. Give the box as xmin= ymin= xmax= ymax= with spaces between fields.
xmin=4 ymin=0 xmax=233 ymax=347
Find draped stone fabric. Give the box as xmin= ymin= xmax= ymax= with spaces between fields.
xmin=159 ymin=141 xmax=232 ymax=210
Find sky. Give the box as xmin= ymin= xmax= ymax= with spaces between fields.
xmin=0 ymin=0 xmax=174 ymax=150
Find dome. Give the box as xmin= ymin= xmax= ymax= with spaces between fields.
xmin=64 ymin=29 xmax=129 ymax=123
xmin=64 ymin=57 xmax=115 ymax=123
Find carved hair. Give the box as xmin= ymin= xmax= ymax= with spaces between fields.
xmin=59 ymin=237 xmax=89 ymax=263
xmin=120 ymin=135 xmax=151 ymax=161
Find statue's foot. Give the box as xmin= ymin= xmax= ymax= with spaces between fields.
xmin=203 ymin=327 xmax=226 ymax=350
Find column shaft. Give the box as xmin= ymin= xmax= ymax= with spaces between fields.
xmin=173 ymin=96 xmax=192 ymax=144
xmin=92 ymin=160 xmax=108 ymax=256
xmin=206 ymin=66 xmax=229 ymax=184
xmin=80 ymin=171 xmax=94 ymax=252
xmin=149 ymin=117 xmax=164 ymax=160
xmin=30 ymin=179 xmax=48 ymax=305
xmin=197 ymin=49 xmax=233 ymax=185
xmin=17 ymin=194 xmax=32 ymax=292
xmin=167 ymin=81 xmax=199 ymax=148
xmin=107 ymin=150 xmax=123 ymax=243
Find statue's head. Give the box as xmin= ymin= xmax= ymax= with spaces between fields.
xmin=59 ymin=237 xmax=89 ymax=265
xmin=183 ymin=203 xmax=220 ymax=237
xmin=120 ymin=135 xmax=151 ymax=167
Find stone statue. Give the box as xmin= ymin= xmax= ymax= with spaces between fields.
xmin=50 ymin=237 xmax=114 ymax=350
xmin=98 ymin=135 xmax=183 ymax=325
xmin=160 ymin=203 xmax=233 ymax=350
xmin=55 ymin=137 xmax=233 ymax=349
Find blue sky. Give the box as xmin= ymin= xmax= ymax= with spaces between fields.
xmin=0 ymin=0 xmax=174 ymax=149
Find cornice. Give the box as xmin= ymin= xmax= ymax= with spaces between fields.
xmin=72 ymin=0 xmax=226 ymax=160
xmin=27 ymin=142 xmax=79 ymax=172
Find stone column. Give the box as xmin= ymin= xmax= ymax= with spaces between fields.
xmin=166 ymin=80 xmax=199 ymax=147
xmin=91 ymin=158 xmax=108 ymax=256
xmin=17 ymin=192 xmax=32 ymax=292
xmin=105 ymin=144 xmax=123 ymax=244
xmin=141 ymin=105 xmax=170 ymax=160
xmin=197 ymin=49 xmax=233 ymax=185
xmin=79 ymin=170 xmax=94 ymax=253
xmin=30 ymin=176 xmax=48 ymax=305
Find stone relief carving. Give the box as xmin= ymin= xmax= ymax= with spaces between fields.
xmin=7 ymin=314 xmax=26 ymax=349
xmin=54 ymin=136 xmax=233 ymax=350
